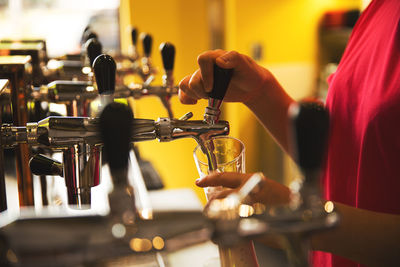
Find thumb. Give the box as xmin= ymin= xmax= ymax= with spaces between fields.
xmin=215 ymin=50 xmax=241 ymax=69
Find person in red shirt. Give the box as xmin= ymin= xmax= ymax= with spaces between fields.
xmin=178 ymin=0 xmax=400 ymax=266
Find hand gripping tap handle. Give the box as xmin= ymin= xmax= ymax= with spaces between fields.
xmin=288 ymin=100 xmax=330 ymax=185
xmin=204 ymin=64 xmax=233 ymax=124
xmin=93 ymin=54 xmax=116 ymax=95
xmin=85 ymin=38 xmax=103 ymax=67
xmin=99 ymin=102 xmax=133 ymax=186
xmin=141 ymin=33 xmax=153 ymax=58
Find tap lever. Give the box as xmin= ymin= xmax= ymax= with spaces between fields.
xmin=85 ymin=38 xmax=103 ymax=67
xmin=179 ymin=112 xmax=193 ymax=121
xmin=208 ymin=64 xmax=233 ymax=100
xmin=100 ymin=102 xmax=133 ymax=183
xmin=93 ymin=54 xmax=116 ymax=95
xmin=288 ymin=100 xmax=330 ymax=184
xmin=29 ymin=154 xmax=63 ymax=177
xmin=160 ymin=42 xmax=175 ymax=72
xmin=131 ymin=27 xmax=139 ymax=59
xmin=141 ymin=33 xmax=153 ymax=58
xmin=131 ymin=27 xmax=138 ymax=47
xmin=204 ymin=64 xmax=233 ymax=124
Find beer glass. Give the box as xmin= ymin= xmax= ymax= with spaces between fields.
xmin=193 ymin=136 xmax=259 ymax=267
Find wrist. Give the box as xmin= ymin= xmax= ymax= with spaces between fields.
xmin=243 ymin=73 xmax=269 ymax=108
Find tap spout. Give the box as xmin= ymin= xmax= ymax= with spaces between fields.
xmin=155 ymin=117 xmax=229 ymax=145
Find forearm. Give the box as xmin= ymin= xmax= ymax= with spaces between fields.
xmin=244 ymin=74 xmax=295 ymax=153
xmin=311 ymin=202 xmax=400 ymax=266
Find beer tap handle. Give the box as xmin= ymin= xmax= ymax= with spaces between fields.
xmin=85 ymin=38 xmax=103 ymax=67
xmin=288 ymin=100 xmax=330 ymax=185
xmin=100 ymin=102 xmax=133 ymax=185
xmin=91 ymin=54 xmax=116 ymax=116
xmin=141 ymin=33 xmax=153 ymax=58
xmin=130 ymin=27 xmax=139 ymax=60
xmin=204 ymin=64 xmax=233 ymax=124
xmin=209 ymin=64 xmax=233 ymax=100
xmin=93 ymin=54 xmax=116 ymax=95
xmin=29 ymin=154 xmax=63 ymax=177
xmin=160 ymin=42 xmax=175 ymax=72
xmin=159 ymin=42 xmax=176 ymax=118
xmin=131 ymin=27 xmax=138 ymax=48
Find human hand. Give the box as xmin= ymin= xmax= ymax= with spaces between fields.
xmin=179 ymin=50 xmax=273 ymax=105
xmin=196 ymin=172 xmax=291 ymax=207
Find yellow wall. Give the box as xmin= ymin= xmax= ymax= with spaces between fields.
xmin=120 ymin=0 xmax=211 ymax=202
xmin=119 ymin=0 xmax=363 ymax=202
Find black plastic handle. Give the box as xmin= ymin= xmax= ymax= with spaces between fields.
xmin=208 ymin=64 xmax=233 ymax=100
xmin=289 ymin=101 xmax=330 ymax=171
xmin=160 ymin=42 xmax=175 ymax=71
xmin=29 ymin=154 xmax=63 ymax=177
xmin=93 ymin=54 xmax=116 ymax=94
xmin=131 ymin=27 xmax=138 ymax=46
xmin=85 ymin=38 xmax=102 ymax=67
xmin=99 ymin=102 xmax=133 ymax=173
xmin=141 ymin=33 xmax=153 ymax=57
xmin=82 ymin=30 xmax=98 ymax=45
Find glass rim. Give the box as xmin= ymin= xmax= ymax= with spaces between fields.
xmin=193 ymin=136 xmax=245 ymax=167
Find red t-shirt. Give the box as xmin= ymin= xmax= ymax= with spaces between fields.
xmin=314 ymin=0 xmax=400 ymax=266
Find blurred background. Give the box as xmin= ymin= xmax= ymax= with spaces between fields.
xmin=0 ymin=0 xmax=370 ymax=203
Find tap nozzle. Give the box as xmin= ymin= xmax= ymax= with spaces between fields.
xmin=204 ymin=64 xmax=233 ymax=124
xmin=155 ymin=117 xmax=229 ymax=143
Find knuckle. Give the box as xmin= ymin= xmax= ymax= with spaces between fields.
xmin=197 ymin=52 xmax=209 ymax=65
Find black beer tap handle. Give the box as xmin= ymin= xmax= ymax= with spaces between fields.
xmin=131 ymin=27 xmax=138 ymax=47
xmin=208 ymin=64 xmax=233 ymax=100
xmin=141 ymin=33 xmax=153 ymax=58
xmin=288 ymin=101 xmax=330 ymax=175
xmin=99 ymin=102 xmax=133 ymax=178
xmin=82 ymin=30 xmax=98 ymax=45
xmin=93 ymin=54 xmax=116 ymax=95
xmin=160 ymin=42 xmax=175 ymax=71
xmin=29 ymin=154 xmax=63 ymax=177
xmin=85 ymin=38 xmax=103 ymax=67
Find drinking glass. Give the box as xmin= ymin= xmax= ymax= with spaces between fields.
xmin=193 ymin=136 xmax=259 ymax=267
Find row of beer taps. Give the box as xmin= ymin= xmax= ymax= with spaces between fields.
xmin=0 ymin=26 xmax=339 ymax=267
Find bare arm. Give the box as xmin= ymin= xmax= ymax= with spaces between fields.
xmin=312 ymin=202 xmax=400 ymax=267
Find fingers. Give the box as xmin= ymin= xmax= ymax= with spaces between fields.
xmin=204 ymin=188 xmax=236 ymax=209
xmin=197 ymin=51 xmax=218 ymax=92
xmin=195 ymin=172 xmax=252 ymax=188
xmin=180 ymin=50 xmax=242 ymax=104
xmin=178 ymin=75 xmax=197 ymax=104
xmin=178 ymin=89 xmax=197 ymax=104
xmin=188 ymin=69 xmax=207 ymax=99
xmin=215 ymin=50 xmax=241 ymax=69
xmin=178 ymin=70 xmax=207 ymax=104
